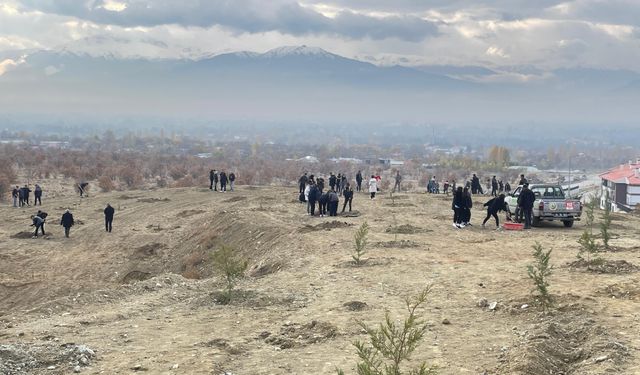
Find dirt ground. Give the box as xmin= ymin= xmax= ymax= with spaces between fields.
xmin=1 ymin=181 xmax=639 ymax=374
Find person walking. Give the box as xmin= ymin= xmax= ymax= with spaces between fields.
xmin=12 ymin=186 xmax=19 ymax=207
xmin=482 ymin=194 xmax=507 ymax=229
xmin=519 ymin=184 xmax=536 ymax=229
xmin=210 ymin=170 xmax=219 ymax=191
xmin=31 ymin=215 xmax=45 ymax=238
xmin=443 ymin=180 xmax=450 ymax=195
xmin=342 ymin=184 xmax=353 ymax=213
xmin=104 ymin=203 xmax=115 ymax=232
xmin=60 ymin=209 xmax=75 ymax=238
xmin=368 ymin=175 xmax=378 ymax=199
xmin=355 ymin=171 xmax=363 ymax=192
xmin=209 ymin=170 xmax=216 ymax=190
xmin=328 ymin=188 xmax=339 ymax=216
xmin=491 ymin=176 xmax=498 ymax=197
xmin=228 ymin=172 xmax=236 ymax=191
xmin=34 ymin=184 xmax=43 ymax=206
xmin=393 ymin=171 xmax=402 ymax=193
xmin=452 ymin=187 xmax=466 ymax=228
xmin=21 ymin=185 xmax=31 ymax=206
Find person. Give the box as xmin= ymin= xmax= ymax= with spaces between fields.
xmin=318 ymin=190 xmax=329 ymax=217
xmin=12 ymin=186 xmax=19 ymax=207
xmin=317 ymin=177 xmax=325 ymax=193
xmin=355 ymin=171 xmax=363 ymax=192
xmin=471 ymin=174 xmax=482 ymax=195
xmin=342 ymin=183 xmax=353 ymax=213
xmin=211 ymin=170 xmax=219 ymax=191
xmin=443 ymin=180 xmax=450 ymax=195
xmin=328 ymin=188 xmax=339 ymax=216
xmin=452 ymin=187 xmax=466 ymax=228
xmin=228 ymin=172 xmax=236 ymax=191
xmin=336 ymin=173 xmax=343 ymax=194
xmin=368 ymin=175 xmax=378 ymax=199
xmin=462 ymin=187 xmax=473 ymax=226
xmin=304 ymin=182 xmax=311 ymax=208
xmin=298 ymin=173 xmax=308 ymax=194
xmin=78 ymin=182 xmax=89 ymax=197
xmin=491 ymin=176 xmax=498 ymax=197
xmin=21 ymin=185 xmax=31 ymax=206
xmin=34 ymin=184 xmax=43 ymax=205
xmin=18 ymin=185 xmax=25 ymax=207
xmin=341 ymin=174 xmax=347 ymax=195
xmin=60 ymin=209 xmax=75 ymax=238
xmin=329 ymin=173 xmax=337 ymax=191
xmin=307 ymin=181 xmax=319 ymax=216
xmin=482 ymin=194 xmax=507 ymax=229
xmin=104 ymin=203 xmax=115 ymax=232
xmin=498 ymin=180 xmax=504 ymax=193
xmin=375 ymin=174 xmax=382 ymax=191
xmin=36 ymin=210 xmax=48 ymax=233
xmin=505 ymin=182 xmax=511 ymax=194
xmin=393 ymin=171 xmax=402 ymax=193
xmin=31 ymin=215 xmax=45 ymax=238
xmin=219 ymin=171 xmax=228 ymax=192
xmin=518 ymin=174 xmax=528 ymax=186
xmin=518 ymin=184 xmax=536 ymax=229
xmin=209 ymin=169 xmax=216 ymax=190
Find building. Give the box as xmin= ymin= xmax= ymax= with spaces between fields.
xmin=599 ymin=160 xmax=640 ymax=212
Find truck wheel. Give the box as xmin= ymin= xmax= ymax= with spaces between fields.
xmin=563 ymin=220 xmax=574 ymax=228
xmin=514 ymin=207 xmax=521 ymax=223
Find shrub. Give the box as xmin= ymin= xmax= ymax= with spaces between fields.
xmin=527 ymin=242 xmax=553 ymax=311
xmin=353 ymin=222 xmax=369 ymax=266
xmin=577 ymin=197 xmax=601 ymax=267
xmin=211 ymin=245 xmax=248 ymax=303
xmin=98 ymin=175 xmax=116 ymax=192
xmin=337 ymin=287 xmax=437 ymax=375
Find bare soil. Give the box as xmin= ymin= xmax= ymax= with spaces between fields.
xmin=1 ymin=182 xmax=640 ymax=374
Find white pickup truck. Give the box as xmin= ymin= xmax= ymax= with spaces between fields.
xmin=505 ymin=184 xmax=582 ymax=227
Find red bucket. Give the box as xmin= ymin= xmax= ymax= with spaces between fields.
xmin=503 ymin=222 xmax=524 ymax=231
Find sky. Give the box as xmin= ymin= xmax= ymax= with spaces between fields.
xmin=1 ymin=0 xmax=640 ymax=71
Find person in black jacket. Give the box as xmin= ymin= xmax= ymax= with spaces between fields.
xmin=209 ymin=170 xmax=216 ymax=190
xmin=307 ymin=181 xmax=319 ymax=216
xmin=518 ymin=184 xmax=536 ymax=229
xmin=104 ymin=203 xmax=115 ymax=232
xmin=482 ymin=194 xmax=507 ymax=228
xmin=219 ymin=171 xmax=228 ymax=192
xmin=355 ymin=171 xmax=363 ymax=192
xmin=329 ymin=173 xmax=337 ymax=191
xmin=60 ymin=209 xmax=75 ymax=238
xmin=491 ymin=176 xmax=498 ymax=197
xmin=463 ymin=187 xmax=473 ymax=225
xmin=318 ymin=191 xmax=329 ymax=217
xmin=342 ymin=184 xmax=353 ymax=213
xmin=12 ymin=186 xmax=19 ymax=207
xmin=31 ymin=215 xmax=45 ymax=237
xmin=34 ymin=184 xmax=43 ymax=205
xmin=228 ymin=172 xmax=236 ymax=191
xmin=21 ymin=185 xmax=31 ymax=206
xmin=452 ymin=186 xmax=466 ymax=228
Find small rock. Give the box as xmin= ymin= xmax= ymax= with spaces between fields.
xmin=73 ymin=365 xmax=81 ymax=373
xmin=79 ymin=356 xmax=89 ymax=365
xmin=442 ymin=319 xmax=451 ymax=325
xmin=488 ymin=302 xmax=498 ymax=311
xmin=47 ymin=366 xmax=56 ymax=370
xmin=595 ymin=355 xmax=609 ymax=363
xmin=477 ymin=298 xmax=488 ymax=308
xmin=171 ymin=364 xmax=179 ymax=370
xmin=521 ymin=304 xmax=529 ymax=309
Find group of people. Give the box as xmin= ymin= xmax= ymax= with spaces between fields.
xmin=209 ymin=170 xmax=236 ymax=192
xmin=299 ymin=172 xmax=357 ymax=217
xmin=29 ymin=203 xmax=116 ymax=238
xmin=452 ymin=174 xmax=532 ymax=230
xmin=11 ymin=184 xmax=43 ymax=207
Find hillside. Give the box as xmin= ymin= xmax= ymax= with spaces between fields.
xmin=1 ymin=183 xmax=640 ymax=374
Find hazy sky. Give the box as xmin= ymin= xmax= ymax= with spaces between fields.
xmin=1 ymin=0 xmax=640 ymax=71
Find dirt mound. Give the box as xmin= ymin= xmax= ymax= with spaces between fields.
xmin=121 ymin=270 xmax=153 ymax=284
xmin=341 ymin=210 xmax=361 ymax=217
xmin=385 ymin=224 xmax=429 ymax=234
xmin=599 ymin=282 xmax=640 ymax=300
xmin=248 ymin=261 xmax=283 ymax=278
xmin=567 ymin=259 xmax=639 ymax=274
xmin=0 ymin=343 xmax=97 ymax=375
xmin=176 ymin=209 xmax=206 ymax=218
xmin=263 ymin=320 xmax=338 ymax=349
xmin=10 ymin=231 xmax=37 ymax=239
xmin=132 ymin=243 xmax=166 ymax=258
xmin=375 ymin=240 xmax=421 ymax=248
xmin=223 ymin=196 xmax=247 ymax=203
xmin=384 ymin=202 xmax=416 ymax=207
xmin=343 ymin=301 xmax=368 ymax=311
xmin=137 ymin=197 xmax=170 ymax=203
xmin=298 ymin=221 xmax=354 ymax=233
xmin=501 ymin=311 xmax=629 ymax=374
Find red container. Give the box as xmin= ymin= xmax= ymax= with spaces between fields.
xmin=503 ymin=222 xmax=524 ymax=231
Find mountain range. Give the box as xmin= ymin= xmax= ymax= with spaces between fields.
xmin=1 ymin=45 xmax=639 ymax=123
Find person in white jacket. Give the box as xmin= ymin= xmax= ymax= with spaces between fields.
xmin=368 ymin=175 xmax=378 ymax=199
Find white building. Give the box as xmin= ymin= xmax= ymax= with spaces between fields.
xmin=599 ymin=160 xmax=640 ymax=212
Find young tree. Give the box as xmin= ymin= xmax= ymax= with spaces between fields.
xmin=211 ymin=245 xmax=248 ymax=303
xmin=353 ymin=222 xmax=370 ymax=266
xmin=577 ymin=196 xmax=601 ymax=267
xmin=337 ymin=287 xmax=437 ymax=375
xmin=527 ymin=242 xmax=553 ymax=312
xmin=600 ymin=191 xmax=613 ymax=249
